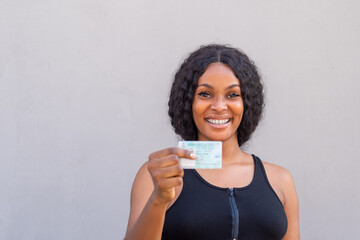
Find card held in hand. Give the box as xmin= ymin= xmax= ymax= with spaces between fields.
xmin=178 ymin=141 xmax=222 ymax=169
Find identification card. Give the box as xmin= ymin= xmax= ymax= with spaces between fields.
xmin=178 ymin=141 xmax=222 ymax=169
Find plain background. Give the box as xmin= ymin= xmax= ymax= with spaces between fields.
xmin=1 ymin=0 xmax=359 ymax=239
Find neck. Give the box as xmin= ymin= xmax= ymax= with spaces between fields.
xmin=197 ymin=135 xmax=245 ymax=164
xmin=221 ymin=136 xmax=243 ymax=164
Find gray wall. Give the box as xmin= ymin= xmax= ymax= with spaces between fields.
xmin=1 ymin=0 xmax=359 ymax=239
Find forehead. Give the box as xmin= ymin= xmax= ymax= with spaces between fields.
xmin=198 ymin=63 xmax=239 ymax=85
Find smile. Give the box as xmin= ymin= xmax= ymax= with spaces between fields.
xmin=205 ymin=119 xmax=231 ymax=125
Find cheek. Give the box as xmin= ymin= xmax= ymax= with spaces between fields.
xmin=230 ymin=102 xmax=244 ymax=118
xmin=192 ymin=101 xmax=207 ymax=130
xmin=192 ymin=101 xmax=205 ymax=117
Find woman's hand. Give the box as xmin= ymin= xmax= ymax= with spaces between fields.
xmin=125 ymin=147 xmax=196 ymax=239
xmin=147 ymin=147 xmax=196 ymax=205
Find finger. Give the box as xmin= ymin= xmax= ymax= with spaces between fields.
xmin=152 ymin=164 xmax=184 ymax=180
xmin=148 ymin=154 xmax=180 ymax=172
xmin=167 ymin=147 xmax=197 ymax=159
xmin=157 ymin=177 xmax=183 ymax=189
xmin=149 ymin=147 xmax=196 ymax=160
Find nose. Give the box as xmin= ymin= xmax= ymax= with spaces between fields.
xmin=210 ymin=96 xmax=227 ymax=112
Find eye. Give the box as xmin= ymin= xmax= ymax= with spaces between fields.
xmin=227 ymin=92 xmax=240 ymax=98
xmin=198 ymin=91 xmax=211 ymax=98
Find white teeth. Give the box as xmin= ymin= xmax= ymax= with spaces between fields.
xmin=206 ymin=119 xmax=230 ymax=125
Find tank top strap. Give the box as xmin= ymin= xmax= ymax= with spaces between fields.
xmin=252 ymin=154 xmax=264 ymax=177
xmin=252 ymin=154 xmax=271 ymax=185
xmin=251 ymin=154 xmax=284 ymax=207
xmin=252 ymin=154 xmax=271 ymax=183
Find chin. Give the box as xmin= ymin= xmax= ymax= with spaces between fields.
xmin=199 ymin=134 xmax=234 ymax=142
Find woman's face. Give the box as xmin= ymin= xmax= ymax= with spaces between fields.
xmin=192 ymin=63 xmax=244 ymax=143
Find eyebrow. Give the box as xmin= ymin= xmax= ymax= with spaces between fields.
xmin=198 ymin=83 xmax=240 ymax=90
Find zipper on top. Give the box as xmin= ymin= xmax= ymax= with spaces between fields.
xmin=228 ymin=188 xmax=239 ymax=240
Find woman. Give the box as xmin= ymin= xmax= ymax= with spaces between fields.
xmin=125 ymin=44 xmax=299 ymax=240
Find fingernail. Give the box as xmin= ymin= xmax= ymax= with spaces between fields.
xmin=190 ymin=153 xmax=197 ymax=159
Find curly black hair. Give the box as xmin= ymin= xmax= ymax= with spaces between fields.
xmin=168 ymin=44 xmax=264 ymax=147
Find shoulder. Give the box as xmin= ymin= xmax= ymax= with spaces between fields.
xmin=135 ymin=161 xmax=150 ymax=180
xmin=131 ymin=162 xmax=153 ymax=197
xmin=261 ymin=160 xmax=296 ymax=206
xmin=262 ymin=161 xmax=294 ymax=184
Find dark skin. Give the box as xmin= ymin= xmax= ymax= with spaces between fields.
xmin=125 ymin=63 xmax=299 ymax=240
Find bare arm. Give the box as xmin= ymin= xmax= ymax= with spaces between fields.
xmin=124 ymin=148 xmax=195 ymax=240
xmin=282 ymin=170 xmax=300 ymax=240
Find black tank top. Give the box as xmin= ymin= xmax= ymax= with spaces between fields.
xmin=162 ymin=155 xmax=287 ymax=240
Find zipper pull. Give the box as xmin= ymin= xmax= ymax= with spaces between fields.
xmin=229 ymin=188 xmax=234 ymax=196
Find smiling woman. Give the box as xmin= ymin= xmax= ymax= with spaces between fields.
xmin=124 ymin=44 xmax=300 ymax=240
xmin=192 ymin=63 xmax=244 ymax=143
xmin=168 ymin=45 xmax=264 ymax=147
